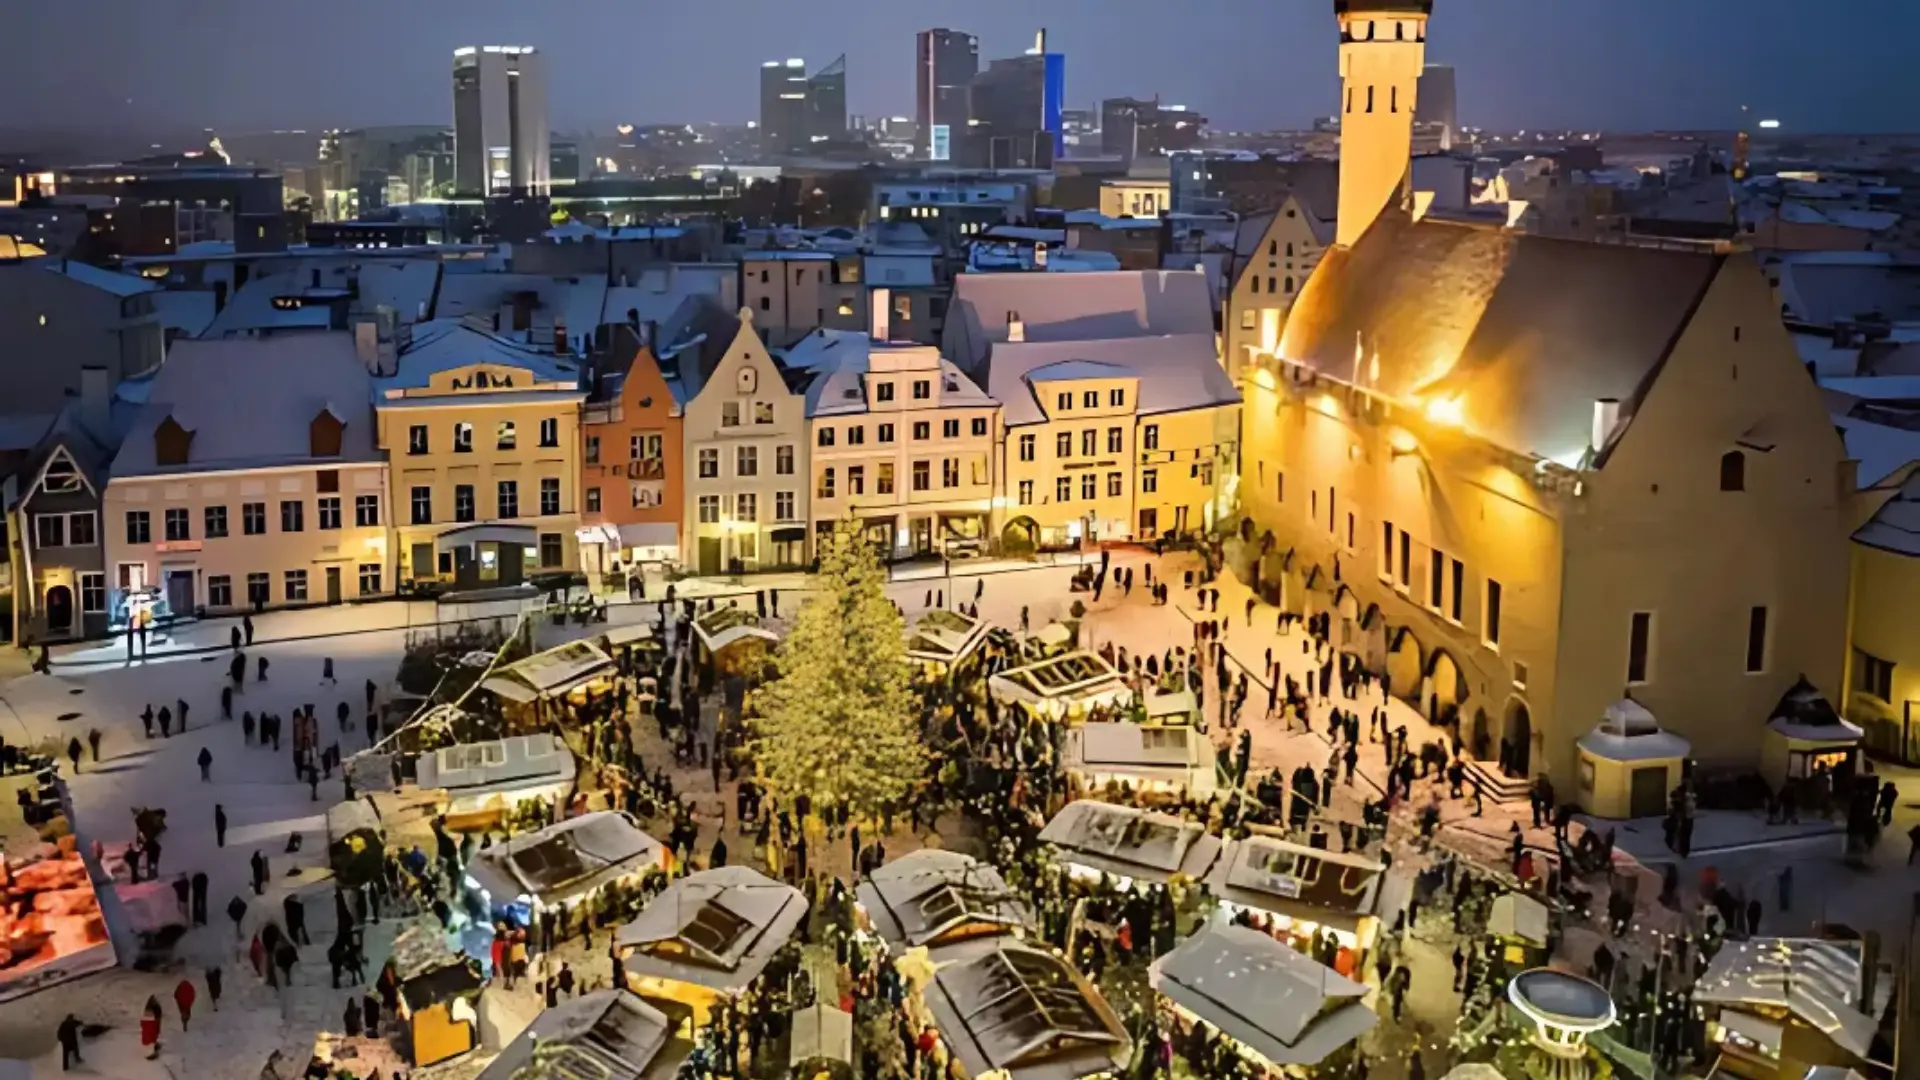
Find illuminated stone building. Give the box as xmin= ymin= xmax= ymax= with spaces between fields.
xmin=1236 ymin=0 xmax=1852 ymax=790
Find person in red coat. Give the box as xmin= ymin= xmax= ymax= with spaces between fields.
xmin=173 ymin=979 xmax=196 ymax=1030
xmin=140 ymin=996 xmax=162 ymax=1059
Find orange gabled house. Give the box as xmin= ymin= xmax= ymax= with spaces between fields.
xmin=579 ymin=325 xmax=685 ymax=589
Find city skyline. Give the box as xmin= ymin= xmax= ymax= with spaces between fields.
xmin=8 ymin=0 xmax=1920 ymax=141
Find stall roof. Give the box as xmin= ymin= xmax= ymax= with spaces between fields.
xmin=1151 ymin=924 xmax=1376 ymax=1067
xmin=1039 ymin=801 xmax=1221 ymax=883
xmin=856 ymin=849 xmax=1032 ymax=950
xmin=466 ymin=811 xmax=662 ymax=909
xmin=906 ymin=608 xmax=991 ymax=665
xmin=618 ymin=866 xmax=808 ymax=995
xmin=416 ymin=733 xmax=575 ymax=793
xmin=486 ymin=639 xmax=614 ymax=701
xmin=1488 ymin=893 xmax=1550 ymax=947
xmin=990 ymin=652 xmax=1129 ymax=707
xmin=1203 ymin=835 xmax=1384 ymax=929
xmin=1144 ymin=689 xmax=1198 ymax=719
xmin=692 ymin=606 xmax=781 ymax=652
xmin=1695 ymin=937 xmax=1890 ymax=1059
xmin=602 ymin=623 xmax=656 ymax=647
xmin=1068 ymin=723 xmax=1208 ymax=771
xmin=400 ymin=959 xmax=485 ymax=1011
xmin=476 ymin=989 xmax=684 ymax=1080
xmin=1767 ymin=676 xmax=1864 ymax=743
xmin=924 ymin=938 xmax=1130 ymax=1080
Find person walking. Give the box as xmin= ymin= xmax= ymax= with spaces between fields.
xmin=215 ymin=804 xmax=228 ymax=847
xmin=322 ymin=657 xmax=336 ymax=685
xmin=197 ymin=746 xmax=213 ymax=781
xmin=243 ymin=613 xmax=254 ymax=645
xmin=173 ymin=978 xmax=196 ymax=1031
xmin=205 ymin=966 xmax=222 ymax=1011
xmin=250 ymin=850 xmax=268 ymax=895
xmin=231 ymin=626 xmax=242 ymax=652
xmin=257 ymin=655 xmax=269 ymax=682
xmin=66 ymin=737 xmax=82 ymax=774
xmin=140 ymin=996 xmax=162 ymax=1059
xmin=86 ymin=727 xmax=101 ymax=762
xmin=141 ymin=704 xmax=155 ymax=738
xmin=57 ymin=1014 xmax=84 ymax=1070
xmin=158 ymin=705 xmax=172 ymax=738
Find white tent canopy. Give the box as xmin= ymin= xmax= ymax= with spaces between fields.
xmin=1489 ymin=893 xmax=1550 ymax=946
xmin=416 ymin=733 xmax=576 ymax=802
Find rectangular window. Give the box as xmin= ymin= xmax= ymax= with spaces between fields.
xmin=1056 ymin=476 xmax=1072 ymax=502
xmin=698 ymin=448 xmax=719 ymax=479
xmin=1429 ymin=549 xmax=1444 ymax=609
xmin=280 ymin=500 xmax=304 ymax=533
xmin=1109 ymin=388 xmax=1125 ymax=407
xmin=722 ymin=402 xmax=742 ymax=428
xmin=1627 ymin=611 xmax=1653 ymax=684
xmin=68 ymin=511 xmax=96 ymax=546
xmin=1398 ymin=531 xmax=1411 ymax=588
xmin=1450 ymin=558 xmax=1464 ymax=622
xmin=454 ymin=485 xmax=475 ymax=522
xmin=125 ymin=510 xmax=150 ymax=544
xmin=1106 ymin=427 xmax=1123 ymax=454
xmin=754 ymin=402 xmax=774 ymax=425
xmin=1380 ymin=522 xmax=1394 ymax=579
xmin=539 ymin=533 xmax=562 ymax=568
xmin=737 ymin=446 xmax=758 ymax=477
xmin=284 ymin=569 xmax=309 ymax=603
xmin=35 ymin=515 xmax=64 ymax=549
xmin=1019 ymin=434 xmax=1036 ymax=461
xmin=818 ymin=468 xmax=836 ymax=498
xmin=1143 ymin=424 xmax=1160 ymax=451
xmin=847 ymin=425 xmax=865 ymax=446
xmin=1080 ymin=473 xmax=1096 ymax=500
xmin=204 ymin=505 xmax=228 ymax=538
xmin=81 ymin=572 xmax=106 ymax=612
xmin=585 ymin=436 xmax=600 ymax=465
xmin=246 ymin=572 xmax=269 ymax=605
xmin=912 ymin=461 xmax=931 ymax=491
xmin=876 ymin=381 xmax=895 ymax=402
xmin=358 ymin=564 xmax=382 ymax=595
xmin=1082 ymin=391 xmax=1097 ymax=409
xmin=243 ymin=502 xmax=266 ymax=534
xmin=913 ymin=380 xmax=930 ymax=400
xmin=848 ymin=466 xmax=865 ymax=496
xmin=409 ymin=488 xmax=432 ymax=525
xmin=494 ymin=421 xmax=516 ymax=450
xmin=817 ymin=426 xmax=835 ymax=448
xmin=586 ymin=488 xmax=602 ymax=513
xmin=1856 ymin=648 xmax=1895 ymax=703
xmin=206 ymin=575 xmax=231 ymax=609
xmin=1081 ymin=429 xmax=1096 ymax=457
xmin=354 ymin=494 xmax=379 ymax=527
xmin=453 ymin=422 xmax=472 ymax=453
xmin=913 ymin=421 xmax=931 ymax=441
xmin=1057 ymin=392 xmax=1072 ymax=412
xmin=539 ymin=417 xmax=559 ymax=448
xmin=1019 ymin=480 xmax=1034 ymax=505
xmin=877 ymin=463 xmax=895 ymax=494
xmin=1746 ymin=606 xmax=1769 ymax=674
xmin=776 ymin=446 xmax=795 ymax=475
xmin=1107 ymin=472 xmax=1123 ymax=497
xmin=942 ymin=459 xmax=959 ymax=488
xmin=937 ymin=419 xmax=954 ymax=439
xmin=1056 ymin=432 xmax=1073 ymax=458
xmin=632 ymin=433 xmax=663 ymax=461
xmin=878 ymin=423 xmax=895 ymax=444
xmin=496 ymin=480 xmax=519 ymax=518
xmin=698 ymin=495 xmax=720 ymax=523
xmin=1485 ymin=579 xmax=1504 ymax=649
xmin=775 ymin=491 xmax=795 ymax=520
xmin=408 ymin=425 xmax=429 ymax=454
xmin=540 ymin=477 xmax=561 ymax=516
xmin=1142 ymin=468 xmax=1158 ymax=494
xmin=971 ymin=417 xmax=988 ymax=437
xmin=317 ymin=496 xmax=341 ymax=530
xmin=166 ymin=507 xmax=193 ymax=542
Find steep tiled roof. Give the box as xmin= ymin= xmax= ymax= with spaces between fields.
xmin=945 ymin=270 xmax=1216 ymax=373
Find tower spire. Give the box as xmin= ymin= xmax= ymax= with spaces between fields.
xmin=1333 ymin=0 xmax=1431 ymax=248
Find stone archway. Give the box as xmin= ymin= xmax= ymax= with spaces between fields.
xmin=1501 ymin=697 xmax=1534 ymax=778
xmin=1423 ymin=647 xmax=1467 ymax=727
xmin=1333 ymin=585 xmax=1361 ymax=653
xmin=1385 ymin=626 xmax=1422 ymax=704
xmin=1470 ymin=707 xmax=1492 ymax=761
xmin=44 ymin=585 xmax=74 ymax=637
xmin=1001 ymin=517 xmax=1039 ymax=555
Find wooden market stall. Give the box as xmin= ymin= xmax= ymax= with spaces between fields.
xmin=616 ymin=866 xmax=808 ymax=1026
xmin=1203 ymin=834 xmax=1385 ymax=964
xmin=1760 ymin=677 xmax=1864 ymax=788
xmin=396 ymin=957 xmax=486 ymax=1067
xmin=855 ymin=849 xmax=1033 ymax=954
xmin=988 ymin=651 xmax=1132 ymax=723
xmin=905 ymin=608 xmax=992 ymax=675
xmin=1694 ymin=937 xmax=1891 ymax=1080
xmin=921 ymin=937 xmax=1131 ymax=1080
xmin=1038 ymin=800 xmax=1222 ymax=888
xmin=465 ymin=810 xmax=664 ymax=930
xmin=481 ymin=639 xmax=617 ymax=718
xmin=414 ymin=732 xmax=578 ymax=817
xmin=474 ymin=988 xmax=690 ymax=1080
xmin=690 ymin=606 xmax=781 ymax=676
xmin=1064 ymin=722 xmax=1217 ymax=798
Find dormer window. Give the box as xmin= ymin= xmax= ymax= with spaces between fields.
xmin=154 ymin=415 xmax=193 ymax=467
xmin=310 ymin=408 xmax=345 ymax=458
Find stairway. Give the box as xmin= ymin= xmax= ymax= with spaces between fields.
xmin=1461 ymin=758 xmax=1532 ymax=804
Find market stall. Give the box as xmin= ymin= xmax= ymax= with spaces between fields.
xmin=1064 ymin=722 xmax=1217 ymax=799
xmin=616 ymin=865 xmax=808 ymax=1025
xmin=1038 ymin=800 xmax=1222 ymax=887
xmin=921 ymin=937 xmax=1131 ymax=1080
xmin=325 ymin=797 xmax=387 ymax=890
xmin=1150 ymin=923 xmax=1377 ymax=1075
xmin=1203 ymin=834 xmax=1385 ymax=961
xmin=988 ymin=652 xmax=1132 ymax=723
xmin=1575 ymin=699 xmax=1691 ymax=819
xmin=1694 ymin=937 xmax=1890 ymax=1080
xmin=1760 ymin=678 xmax=1864 ymax=788
xmin=465 ymin=811 xmax=663 ymax=930
xmin=1487 ymin=893 xmax=1551 ymax=974
xmin=905 ymin=609 xmax=991 ymax=675
xmin=1143 ymin=688 xmax=1201 ymax=727
xmin=855 ymin=849 xmax=1032 ymax=953
xmin=480 ymin=639 xmax=617 ymax=715
xmin=415 ymin=732 xmax=578 ymax=816
xmin=0 ymin=773 xmax=116 ymax=1003
xmin=691 ymin=607 xmax=781 ymax=675
xmin=1029 ymin=621 xmax=1074 ymax=656
xmin=475 ymin=988 xmax=689 ymax=1080
xmin=599 ymin=622 xmax=659 ymax=651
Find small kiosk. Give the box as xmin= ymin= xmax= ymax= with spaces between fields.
xmin=465 ymin=811 xmax=663 ymax=928
xmin=922 ymin=937 xmax=1131 ymax=1080
xmin=1143 ymin=688 xmax=1201 ymax=727
xmin=1575 ymin=700 xmax=1691 ymax=820
xmin=1487 ymin=893 xmax=1552 ymax=975
xmin=387 ymin=920 xmax=486 ymax=1070
xmin=988 ymin=651 xmax=1132 ymax=723
xmin=325 ymin=797 xmax=388 ymax=889
xmin=1695 ymin=937 xmax=1890 ymax=1080
xmin=1064 ymin=722 xmax=1218 ymax=798
xmin=1760 ymin=678 xmax=1864 ymax=788
xmin=415 ymin=733 xmax=578 ymax=816
xmin=1039 ymin=800 xmax=1222 ymax=888
xmin=617 ymin=866 xmax=808 ymax=1025
xmin=691 ymin=607 xmax=781 ymax=675
xmin=905 ymin=609 xmax=991 ymax=676
xmin=1151 ymin=924 xmax=1377 ymax=1076
xmin=1204 ymin=834 xmax=1386 ymax=970
xmin=855 ymin=849 xmax=1032 ymax=954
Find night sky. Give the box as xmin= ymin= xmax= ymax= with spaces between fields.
xmin=11 ymin=0 xmax=1919 ymax=137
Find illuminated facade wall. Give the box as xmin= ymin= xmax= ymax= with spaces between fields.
xmin=1334 ymin=8 xmax=1426 ymax=247
xmin=1222 ymin=195 xmax=1330 ymax=382
xmin=1005 ymin=375 xmax=1140 ymax=548
xmin=680 ymin=315 xmax=811 ymax=572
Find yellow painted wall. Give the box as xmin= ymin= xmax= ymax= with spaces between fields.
xmin=1135 ymin=405 xmax=1239 ymax=538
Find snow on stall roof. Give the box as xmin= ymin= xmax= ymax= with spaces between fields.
xmin=466 ymin=811 xmax=662 ymax=908
xmin=476 ymin=988 xmax=681 ymax=1080
xmin=856 ymin=850 xmax=1031 ymax=949
xmin=1039 ymin=800 xmax=1221 ymax=881
xmin=1696 ymin=937 xmax=1889 ymax=1058
xmin=1150 ymin=924 xmax=1375 ymax=1066
xmin=924 ymin=938 xmax=1130 ymax=1080
xmin=618 ymin=866 xmax=807 ymax=993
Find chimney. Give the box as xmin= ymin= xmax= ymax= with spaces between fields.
xmin=1007 ymin=310 xmax=1025 ymax=343
xmin=1034 ymin=243 xmax=1049 ymax=269
xmin=353 ymin=322 xmax=380 ymax=372
xmin=78 ymin=366 xmax=110 ymax=438
xmin=554 ymin=318 xmax=570 ymax=355
xmin=1591 ymin=398 xmax=1621 ymax=452
xmin=870 ymin=287 xmax=892 ymax=343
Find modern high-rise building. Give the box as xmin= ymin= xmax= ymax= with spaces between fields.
xmin=916 ymin=28 xmax=978 ymax=161
xmin=965 ymin=34 xmax=1065 ymax=170
xmin=808 ymin=56 xmax=848 ymax=141
xmin=452 ymin=46 xmax=549 ymax=196
xmin=1416 ymin=64 xmax=1459 ymax=149
xmin=1101 ymin=97 xmax=1207 ymax=163
xmin=759 ymin=59 xmax=810 ymax=156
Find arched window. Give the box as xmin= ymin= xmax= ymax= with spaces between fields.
xmin=1719 ymin=450 xmax=1746 ymax=492
xmin=1267 ymin=276 xmax=1277 ymax=293
xmin=1268 ymin=240 xmax=1277 ymax=257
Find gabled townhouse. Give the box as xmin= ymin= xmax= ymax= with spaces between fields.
xmin=8 ymin=369 xmax=131 ymax=641
xmin=374 ymin=319 xmax=586 ymax=590
xmin=669 ymin=299 xmax=811 ymax=574
xmin=787 ymin=296 xmax=998 ymax=559
xmin=1220 ymin=193 xmax=1334 ymax=381
xmin=578 ymin=325 xmax=684 ymax=581
xmin=102 ymin=334 xmax=391 ymax=619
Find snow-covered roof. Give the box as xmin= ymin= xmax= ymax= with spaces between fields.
xmin=1696 ymin=937 xmax=1889 ymax=1058
xmin=466 ymin=810 xmax=662 ymax=909
xmin=946 ymin=269 xmax=1216 ymax=372
xmin=789 ymin=334 xmax=995 ymax=419
xmin=691 ymin=605 xmax=780 ymax=652
xmin=415 ymin=732 xmax=575 ymax=794
xmin=1039 ymin=800 xmax=1222 ymax=883
xmin=484 ymin=639 xmax=613 ymax=701
xmin=987 ymin=334 xmax=1239 ymax=427
xmin=1203 ymin=835 xmax=1384 ymax=925
xmin=905 ymin=608 xmax=991 ymax=666
xmin=475 ymin=989 xmax=681 ymax=1080
xmin=1578 ymin=699 xmax=1691 ymax=761
xmin=855 ymin=850 xmax=1031 ymax=950
xmin=380 ymin=317 xmax=585 ymax=392
xmin=1834 ymin=414 xmax=1920 ymax=488
xmin=923 ymin=938 xmax=1129 ymax=1080
xmin=45 ymin=259 xmax=158 ymax=298
xmin=989 ymin=651 xmax=1130 ymax=712
xmin=601 ymin=264 xmax=736 ymax=330
xmin=1150 ymin=924 xmax=1376 ymax=1067
xmin=434 ymin=271 xmax=609 ymax=349
xmin=1855 ymin=470 xmax=1920 ymax=556
xmin=618 ymin=866 xmax=807 ymax=994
